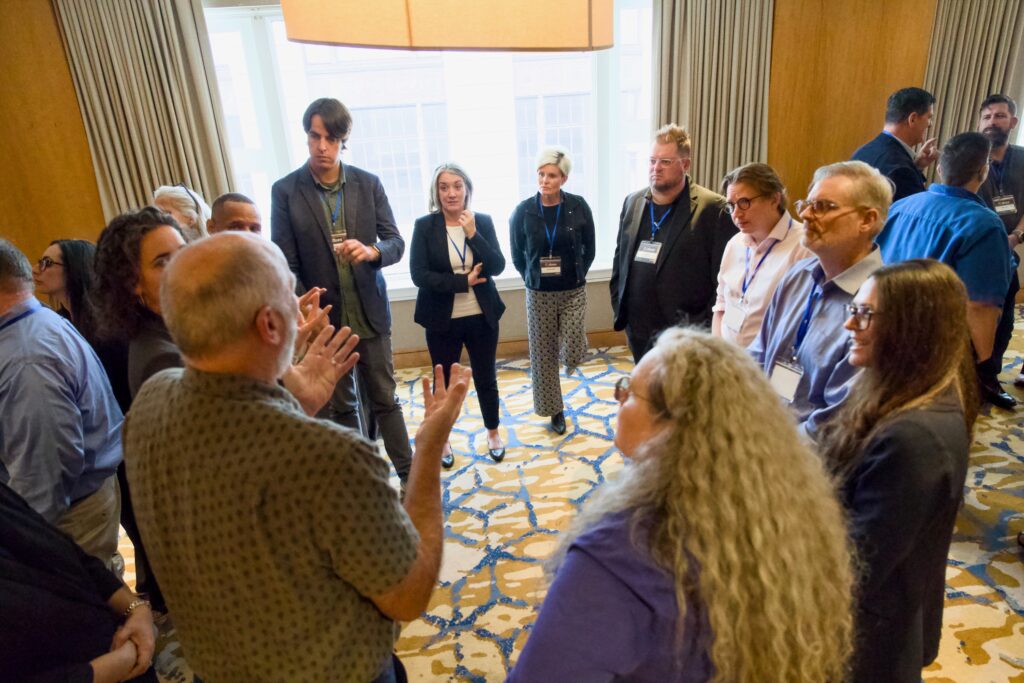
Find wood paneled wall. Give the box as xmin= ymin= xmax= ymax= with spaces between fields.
xmin=768 ymin=0 xmax=938 ymax=201
xmin=0 ymin=0 xmax=105 ymax=263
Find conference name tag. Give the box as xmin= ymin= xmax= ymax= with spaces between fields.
xmin=540 ymin=256 xmax=562 ymax=276
xmin=769 ymin=360 xmax=803 ymax=403
xmin=993 ymin=195 xmax=1018 ymax=216
xmin=635 ymin=240 xmax=662 ymax=264
xmin=722 ymin=303 xmax=746 ymax=332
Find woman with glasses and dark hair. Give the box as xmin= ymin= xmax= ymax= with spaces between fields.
xmin=32 ymin=239 xmax=131 ymax=411
xmin=510 ymin=147 xmax=595 ymax=435
xmin=713 ymin=163 xmax=810 ymax=347
xmin=509 ymin=328 xmax=855 ymax=683
xmin=411 ymin=162 xmax=507 ymax=468
xmin=818 ymin=258 xmax=976 ymax=683
xmin=152 ymin=184 xmax=211 ymax=242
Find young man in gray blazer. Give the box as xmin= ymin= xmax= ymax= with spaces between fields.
xmin=271 ymin=98 xmax=412 ymax=484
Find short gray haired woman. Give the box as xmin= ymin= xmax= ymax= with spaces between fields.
xmin=152 ymin=184 xmax=211 ymax=242
xmin=509 ymin=147 xmax=596 ymax=435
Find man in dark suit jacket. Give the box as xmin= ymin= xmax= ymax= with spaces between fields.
xmin=609 ymin=124 xmax=736 ymax=362
xmin=271 ymin=98 xmax=412 ymax=483
xmin=851 ymin=87 xmax=938 ymax=202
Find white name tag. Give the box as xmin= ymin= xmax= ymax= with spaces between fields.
xmin=634 ymin=240 xmax=662 ymax=264
xmin=722 ymin=303 xmax=746 ymax=332
xmin=769 ymin=360 xmax=803 ymax=403
xmin=993 ymin=194 xmax=1018 ymax=216
xmin=540 ymin=256 xmax=562 ymax=276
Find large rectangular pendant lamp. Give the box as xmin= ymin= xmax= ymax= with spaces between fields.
xmin=280 ymin=0 xmax=613 ymax=51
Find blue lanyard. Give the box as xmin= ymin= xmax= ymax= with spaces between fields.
xmin=648 ymin=202 xmax=673 ymax=239
xmin=447 ymin=232 xmax=469 ymax=271
xmin=793 ymin=283 xmax=821 ymax=357
xmin=320 ymin=188 xmax=342 ymax=226
xmin=0 ymin=303 xmax=39 ymax=333
xmin=742 ymin=219 xmax=792 ymax=295
xmin=536 ymin=194 xmax=561 ymax=255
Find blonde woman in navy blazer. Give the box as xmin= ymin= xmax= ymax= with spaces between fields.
xmin=411 ymin=163 xmax=507 ymax=468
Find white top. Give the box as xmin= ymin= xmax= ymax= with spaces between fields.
xmin=446 ymin=225 xmax=482 ymax=319
xmin=713 ymin=211 xmax=812 ymax=347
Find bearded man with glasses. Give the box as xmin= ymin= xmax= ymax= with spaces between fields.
xmin=748 ymin=161 xmax=889 ymax=442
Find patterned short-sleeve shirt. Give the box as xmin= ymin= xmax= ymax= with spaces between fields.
xmin=124 ymin=368 xmax=418 ymax=682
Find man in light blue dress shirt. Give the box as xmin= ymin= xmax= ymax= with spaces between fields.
xmin=0 ymin=239 xmax=123 ymax=568
xmin=749 ymin=161 xmax=891 ymax=441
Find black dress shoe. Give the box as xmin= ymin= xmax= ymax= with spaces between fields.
xmin=488 ymin=446 xmax=506 ymax=463
xmin=1015 ymin=372 xmax=1024 ymax=388
xmin=981 ymin=382 xmax=1018 ymax=410
xmin=551 ymin=411 xmax=567 ymax=435
xmin=441 ymin=447 xmax=454 ymax=469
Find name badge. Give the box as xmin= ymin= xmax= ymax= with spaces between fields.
xmin=993 ymin=194 xmax=1018 ymax=216
xmin=635 ymin=240 xmax=662 ymax=264
xmin=331 ymin=233 xmax=345 ymax=253
xmin=769 ymin=360 xmax=804 ymax=403
xmin=722 ymin=303 xmax=746 ymax=332
xmin=540 ymin=256 xmax=562 ymax=276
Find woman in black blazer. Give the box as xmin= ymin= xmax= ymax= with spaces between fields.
xmin=818 ymin=259 xmax=976 ymax=683
xmin=411 ymin=163 xmax=507 ymax=467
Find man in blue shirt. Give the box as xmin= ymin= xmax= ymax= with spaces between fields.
xmin=877 ymin=132 xmax=1014 ymax=409
xmin=0 ymin=240 xmax=123 ymax=568
xmin=750 ymin=161 xmax=890 ymax=441
xmin=852 ymin=87 xmax=938 ymax=202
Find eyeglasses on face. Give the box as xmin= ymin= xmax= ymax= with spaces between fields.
xmin=794 ymin=198 xmax=867 ymax=220
xmin=845 ymin=304 xmax=878 ymax=331
xmin=649 ymin=157 xmax=683 ymax=168
xmin=614 ymin=376 xmax=655 ymax=404
xmin=726 ymin=194 xmax=765 ymax=214
xmin=36 ymin=256 xmax=64 ymax=271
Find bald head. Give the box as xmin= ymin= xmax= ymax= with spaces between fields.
xmin=208 ymin=193 xmax=262 ymax=235
xmin=161 ymin=232 xmax=296 ymax=359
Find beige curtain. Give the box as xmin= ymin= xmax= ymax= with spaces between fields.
xmin=924 ymin=0 xmax=1024 ymax=158
xmin=653 ymin=0 xmax=774 ymax=190
xmin=53 ymin=0 xmax=233 ymax=220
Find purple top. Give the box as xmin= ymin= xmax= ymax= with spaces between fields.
xmin=507 ymin=511 xmax=714 ymax=683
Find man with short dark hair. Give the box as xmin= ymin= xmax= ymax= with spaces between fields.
xmin=207 ymin=192 xmax=262 ymax=234
xmin=271 ymin=97 xmax=413 ymax=484
xmin=125 ymin=232 xmax=469 ymax=682
xmin=750 ymin=161 xmax=889 ymax=441
xmin=877 ymin=132 xmax=1015 ymax=408
xmin=0 ymin=239 xmax=124 ymax=568
xmin=852 ymin=87 xmax=938 ymax=201
xmin=609 ymin=123 xmax=736 ymax=362
xmin=976 ymin=94 xmax=1024 ymax=395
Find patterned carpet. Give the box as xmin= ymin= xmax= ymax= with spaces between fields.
xmin=125 ymin=315 xmax=1024 ymax=682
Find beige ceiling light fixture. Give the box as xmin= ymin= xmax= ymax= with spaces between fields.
xmin=280 ymin=0 xmax=614 ymax=52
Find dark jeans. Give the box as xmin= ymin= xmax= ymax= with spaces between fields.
xmin=319 ymin=332 xmax=413 ymax=481
xmin=977 ymin=265 xmax=1020 ymax=386
xmin=425 ymin=314 xmax=501 ymax=429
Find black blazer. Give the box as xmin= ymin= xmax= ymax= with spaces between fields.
xmin=509 ymin=191 xmax=596 ymax=290
xmin=410 ymin=212 xmax=506 ymax=332
xmin=843 ymin=393 xmax=969 ymax=683
xmin=851 ymin=132 xmax=927 ymax=202
xmin=270 ymin=163 xmax=405 ymax=334
xmin=608 ymin=179 xmax=736 ymax=330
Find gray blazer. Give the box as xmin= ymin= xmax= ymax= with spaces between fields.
xmin=270 ymin=163 xmax=405 ymax=334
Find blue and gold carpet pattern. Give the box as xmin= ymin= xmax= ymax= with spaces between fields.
xmin=128 ymin=314 xmax=1024 ymax=682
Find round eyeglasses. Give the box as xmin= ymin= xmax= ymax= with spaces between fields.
xmin=726 ymin=194 xmax=765 ymax=214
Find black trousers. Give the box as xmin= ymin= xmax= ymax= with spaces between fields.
xmin=425 ymin=315 xmax=501 ymax=429
xmin=116 ymin=462 xmax=164 ymax=609
xmin=977 ymin=263 xmax=1020 ymax=386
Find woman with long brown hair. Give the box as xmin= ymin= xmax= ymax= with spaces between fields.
xmin=509 ymin=328 xmax=855 ymax=683
xmin=819 ymin=258 xmax=976 ymax=683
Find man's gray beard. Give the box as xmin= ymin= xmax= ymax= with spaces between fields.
xmin=984 ymin=127 xmax=1010 ymax=148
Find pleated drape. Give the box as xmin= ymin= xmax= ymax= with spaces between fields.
xmin=653 ymin=0 xmax=773 ymax=190
xmin=924 ymin=0 xmax=1024 ymax=174
xmin=52 ymin=0 xmax=234 ymax=220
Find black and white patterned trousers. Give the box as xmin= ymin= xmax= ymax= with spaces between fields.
xmin=525 ymin=285 xmax=588 ymax=416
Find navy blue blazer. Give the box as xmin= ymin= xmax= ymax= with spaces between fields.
xmin=270 ymin=163 xmax=405 ymax=334
xmin=410 ymin=212 xmax=506 ymax=332
xmin=843 ymin=392 xmax=969 ymax=683
xmin=851 ymin=132 xmax=927 ymax=202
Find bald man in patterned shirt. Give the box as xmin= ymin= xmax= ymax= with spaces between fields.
xmin=124 ymin=232 xmax=468 ymax=682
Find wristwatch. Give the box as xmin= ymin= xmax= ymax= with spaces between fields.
xmin=1012 ymin=229 xmax=1024 ymax=244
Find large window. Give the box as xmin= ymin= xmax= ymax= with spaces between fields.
xmin=205 ymin=2 xmax=653 ymax=293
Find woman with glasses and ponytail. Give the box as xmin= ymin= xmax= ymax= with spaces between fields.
xmin=411 ymin=162 xmax=507 ymax=468
xmin=510 ymin=147 xmax=596 ymax=436
xmin=818 ymin=258 xmax=975 ymax=683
